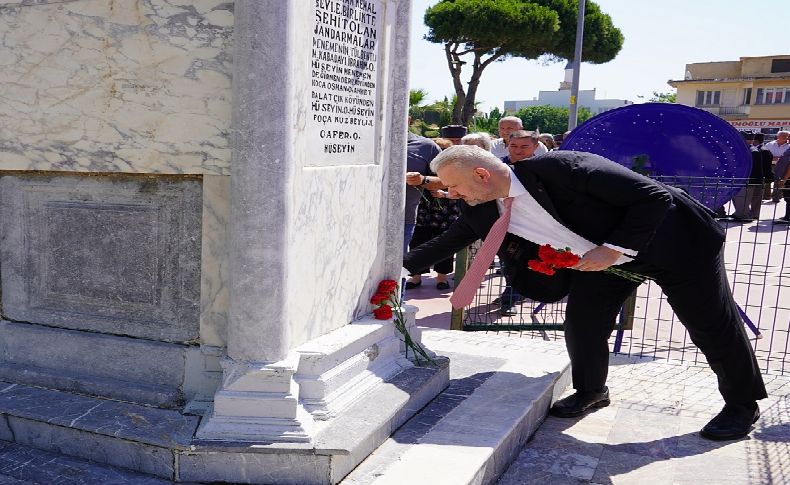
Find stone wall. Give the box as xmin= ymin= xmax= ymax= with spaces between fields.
xmin=0 ymin=0 xmax=233 ymax=174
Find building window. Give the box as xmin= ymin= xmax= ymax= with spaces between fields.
xmin=742 ymin=88 xmax=752 ymax=105
xmin=695 ymin=90 xmax=721 ymax=106
xmin=755 ymin=87 xmax=790 ymax=104
xmin=771 ymin=59 xmax=790 ymax=73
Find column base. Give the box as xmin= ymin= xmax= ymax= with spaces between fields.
xmin=197 ymin=306 xmax=433 ymax=443
xmin=195 ymin=353 xmax=315 ymax=442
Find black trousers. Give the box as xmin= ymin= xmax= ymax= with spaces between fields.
xmin=409 ymin=225 xmax=454 ymax=275
xmin=563 ymin=251 xmax=767 ymax=406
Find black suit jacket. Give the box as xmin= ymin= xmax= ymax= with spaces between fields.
xmin=403 ymin=151 xmax=725 ymax=303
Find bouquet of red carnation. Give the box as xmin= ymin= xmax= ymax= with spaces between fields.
xmin=370 ymin=279 xmax=434 ymax=365
xmin=528 ymin=245 xmax=646 ymax=283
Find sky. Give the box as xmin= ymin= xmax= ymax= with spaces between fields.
xmin=408 ymin=0 xmax=789 ymax=112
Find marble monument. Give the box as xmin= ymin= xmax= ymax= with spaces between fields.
xmin=0 ymin=0 xmax=447 ymax=482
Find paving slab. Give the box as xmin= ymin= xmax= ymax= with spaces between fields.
xmin=342 ymin=329 xmax=571 ymax=485
xmin=0 ymin=381 xmax=199 ymax=449
xmin=498 ymin=357 xmax=790 ymax=485
xmin=0 ymin=440 xmax=175 ymax=484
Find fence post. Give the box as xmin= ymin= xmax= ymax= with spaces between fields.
xmin=613 ymin=289 xmax=637 ymax=353
xmin=450 ymin=247 xmax=469 ymax=330
xmin=620 ymin=290 xmax=637 ymax=331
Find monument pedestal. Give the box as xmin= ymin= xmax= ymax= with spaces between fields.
xmin=196 ymin=353 xmax=314 ymax=442
xmin=196 ymin=306 xmax=441 ymax=445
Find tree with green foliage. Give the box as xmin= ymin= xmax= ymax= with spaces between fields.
xmin=409 ymin=93 xmax=454 ymax=137
xmin=409 ymin=89 xmax=429 ymax=109
xmin=509 ymin=105 xmax=593 ymax=135
xmin=649 ymin=91 xmax=677 ymax=103
xmin=469 ymin=106 xmax=504 ymax=135
xmin=424 ymin=0 xmax=624 ymax=126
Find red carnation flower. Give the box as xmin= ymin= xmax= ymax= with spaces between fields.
xmin=373 ymin=304 xmax=393 ymax=320
xmin=538 ymin=244 xmax=560 ymax=263
xmin=554 ymin=250 xmax=581 ymax=268
xmin=377 ymin=280 xmax=398 ymax=293
xmin=370 ymin=292 xmax=390 ymax=305
xmin=527 ymin=259 xmax=556 ymax=275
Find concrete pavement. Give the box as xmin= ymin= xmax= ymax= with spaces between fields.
xmin=405 ymin=271 xmax=790 ymax=485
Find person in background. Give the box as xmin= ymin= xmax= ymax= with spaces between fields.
xmin=460 ymin=132 xmax=492 ymax=151
xmin=774 ymin=148 xmax=790 ymax=224
xmin=404 ymin=123 xmax=442 ymax=252
xmin=437 ymin=125 xmax=467 ymax=145
xmin=502 ymin=130 xmax=542 ymax=166
xmin=557 ymin=130 xmax=572 ymax=149
xmin=497 ymin=129 xmax=543 ymax=314
xmin=766 ymin=131 xmax=790 ymax=202
xmin=539 ymin=133 xmax=558 ymax=151
xmin=554 ymin=133 xmax=565 ymax=147
xmin=729 ymin=132 xmax=770 ymax=222
xmin=405 ymin=127 xmax=464 ymax=290
xmin=433 ymin=137 xmax=454 ymax=151
xmin=491 ymin=116 xmax=548 ymax=159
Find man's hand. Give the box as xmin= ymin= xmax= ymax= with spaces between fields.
xmin=573 ymin=245 xmax=622 ymax=272
xmin=406 ymin=172 xmax=424 ymax=186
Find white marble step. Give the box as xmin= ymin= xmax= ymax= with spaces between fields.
xmin=0 ymin=380 xmax=199 ymax=479
xmin=0 ymin=440 xmax=178 ymax=484
xmin=342 ymin=329 xmax=571 ymax=485
xmin=0 ymin=356 xmax=451 ymax=484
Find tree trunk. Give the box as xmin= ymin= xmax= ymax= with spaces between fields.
xmin=461 ymin=52 xmax=485 ymax=126
xmin=444 ymin=43 xmax=466 ymax=126
xmin=444 ymin=45 xmax=504 ymax=127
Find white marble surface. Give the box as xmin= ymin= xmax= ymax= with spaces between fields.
xmin=0 ymin=0 xmax=232 ymax=174
xmin=200 ymin=174 xmax=229 ymax=347
xmin=287 ymin=164 xmax=388 ymax=346
xmin=285 ymin=0 xmax=408 ymax=348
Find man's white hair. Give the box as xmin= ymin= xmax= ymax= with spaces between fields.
xmin=429 ymin=144 xmax=507 ymax=174
xmin=498 ymin=116 xmax=523 ymax=128
xmin=460 ymin=132 xmax=492 ymax=151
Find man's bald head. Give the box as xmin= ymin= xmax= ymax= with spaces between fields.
xmin=429 ymin=145 xmax=511 ymax=205
xmin=430 ymin=145 xmax=508 ymax=175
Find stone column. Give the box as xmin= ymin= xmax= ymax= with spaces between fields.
xmin=198 ymin=0 xmax=425 ymax=443
xmin=226 ymin=0 xmax=292 ymax=364
xmin=197 ymin=0 xmax=312 ymax=442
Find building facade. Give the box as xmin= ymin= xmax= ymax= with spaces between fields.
xmin=668 ymin=55 xmax=790 ymax=137
xmin=504 ymin=62 xmax=633 ymax=115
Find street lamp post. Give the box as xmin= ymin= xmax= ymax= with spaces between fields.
xmin=568 ymin=0 xmax=586 ymax=131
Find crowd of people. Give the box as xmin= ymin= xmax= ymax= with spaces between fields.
xmin=718 ymin=130 xmax=790 ymax=223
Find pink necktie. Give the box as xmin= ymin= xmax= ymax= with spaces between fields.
xmin=450 ymin=198 xmax=513 ymax=309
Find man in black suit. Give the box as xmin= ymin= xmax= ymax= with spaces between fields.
xmin=403 ymin=145 xmax=767 ymax=441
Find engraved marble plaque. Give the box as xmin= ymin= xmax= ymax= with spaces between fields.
xmin=308 ymin=0 xmax=382 ymax=166
xmin=0 ymin=175 xmax=201 ymax=342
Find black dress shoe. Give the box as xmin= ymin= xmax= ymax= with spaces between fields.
xmin=549 ymin=387 xmax=610 ymax=418
xmin=700 ymin=403 xmax=760 ymax=441
xmin=436 ymin=281 xmax=451 ymax=290
xmin=404 ymin=280 xmax=422 ymax=289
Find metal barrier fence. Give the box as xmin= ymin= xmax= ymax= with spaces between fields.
xmin=459 ymin=177 xmax=790 ymax=376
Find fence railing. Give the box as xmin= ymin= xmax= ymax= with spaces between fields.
xmin=458 ymin=177 xmax=790 ymax=376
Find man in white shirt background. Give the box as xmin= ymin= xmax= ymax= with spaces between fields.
xmin=490 ymin=116 xmax=547 ymax=160
xmin=765 ymin=131 xmax=790 ymax=202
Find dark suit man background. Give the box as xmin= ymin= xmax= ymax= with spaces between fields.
xmin=403 ymin=144 xmax=767 ymax=441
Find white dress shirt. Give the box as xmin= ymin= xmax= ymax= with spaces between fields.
xmin=499 ymin=172 xmax=635 ymax=265
xmin=764 ymin=141 xmax=789 ymax=159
